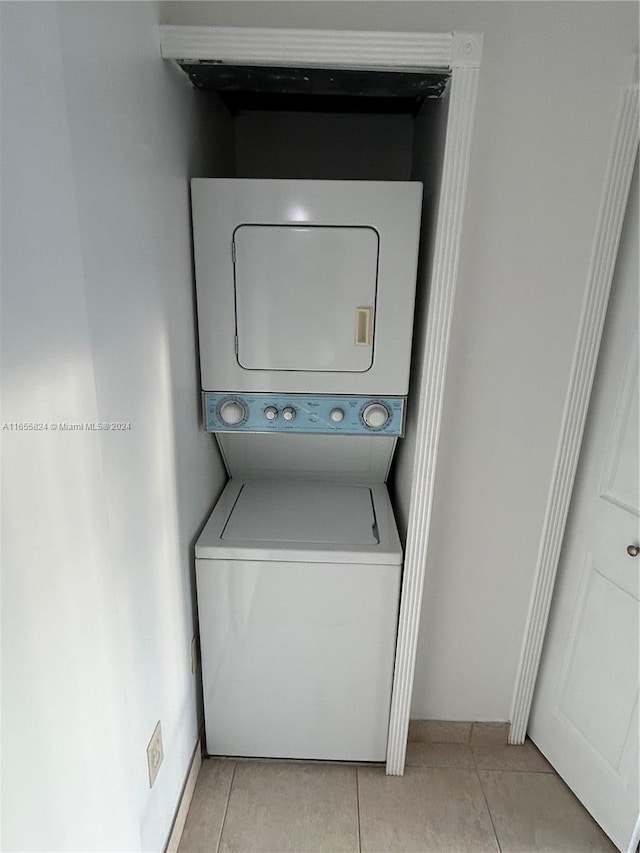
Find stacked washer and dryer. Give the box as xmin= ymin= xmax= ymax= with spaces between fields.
xmin=192 ymin=178 xmax=422 ymax=763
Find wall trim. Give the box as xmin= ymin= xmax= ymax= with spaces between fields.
xmin=159 ymin=26 xmax=483 ymax=70
xmin=627 ymin=813 xmax=640 ymax=853
xmin=164 ymin=738 xmax=202 ymax=853
xmin=159 ymin=24 xmax=482 ymax=777
xmin=386 ymin=64 xmax=481 ymax=775
xmin=508 ymin=83 xmax=639 ymax=745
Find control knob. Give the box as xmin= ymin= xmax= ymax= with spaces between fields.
xmin=282 ymin=407 xmax=296 ymax=422
xmin=218 ymin=399 xmax=246 ymax=426
xmin=362 ymin=402 xmax=390 ymax=430
xmin=264 ymin=406 xmax=278 ymax=421
xmin=330 ymin=408 xmax=345 ymax=423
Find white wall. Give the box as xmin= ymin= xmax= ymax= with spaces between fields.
xmin=160 ymin=1 xmax=639 ymax=721
xmin=1 ymin=3 xmax=228 ymax=850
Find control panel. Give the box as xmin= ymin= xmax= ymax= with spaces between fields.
xmin=204 ymin=393 xmax=405 ymax=436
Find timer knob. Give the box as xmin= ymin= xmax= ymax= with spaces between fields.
xmin=362 ymin=402 xmax=390 ymax=430
xmin=264 ymin=406 xmax=278 ymax=421
xmin=282 ymin=407 xmax=296 ymax=422
xmin=219 ymin=399 xmax=246 ymax=426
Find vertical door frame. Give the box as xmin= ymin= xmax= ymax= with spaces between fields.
xmin=508 ymin=82 xmax=639 ymax=745
xmin=159 ymin=24 xmax=483 ymax=775
xmin=385 ymin=56 xmax=481 ymax=776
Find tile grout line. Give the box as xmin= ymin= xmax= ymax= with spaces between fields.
xmin=471 ymin=745 xmax=503 ymax=853
xmin=215 ymin=761 xmax=237 ymax=853
xmin=355 ymin=766 xmax=362 ymax=853
xmin=475 ymin=767 xmax=555 ymax=774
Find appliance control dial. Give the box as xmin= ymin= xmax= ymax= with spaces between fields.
xmin=218 ymin=399 xmax=247 ymax=426
xmin=362 ymin=402 xmax=391 ymax=430
xmin=330 ymin=408 xmax=345 ymax=423
xmin=282 ymin=406 xmax=296 ymax=422
xmin=264 ymin=406 xmax=278 ymax=421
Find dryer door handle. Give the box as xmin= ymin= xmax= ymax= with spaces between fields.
xmin=355 ymin=306 xmax=373 ymax=346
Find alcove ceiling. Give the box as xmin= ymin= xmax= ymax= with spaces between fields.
xmin=177 ymin=62 xmax=450 ymax=114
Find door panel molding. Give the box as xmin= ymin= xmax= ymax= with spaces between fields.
xmin=557 ymin=558 xmax=638 ymax=770
xmin=509 ymin=82 xmax=639 ymax=745
xmin=599 ymin=335 xmax=639 ymax=516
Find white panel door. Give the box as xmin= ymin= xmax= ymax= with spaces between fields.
xmin=530 ymin=162 xmax=639 ymax=852
xmin=233 ymin=224 xmax=378 ymax=372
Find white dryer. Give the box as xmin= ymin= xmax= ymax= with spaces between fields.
xmin=196 ymin=479 xmax=402 ymax=761
xmin=191 ymin=179 xmax=422 ymax=397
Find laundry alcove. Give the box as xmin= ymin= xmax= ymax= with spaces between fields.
xmin=161 ymin=25 xmax=482 ymax=774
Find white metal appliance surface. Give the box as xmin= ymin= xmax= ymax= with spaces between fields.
xmin=191 ymin=179 xmax=422 ymax=396
xmin=195 ymin=479 xmax=402 ymax=761
xmin=215 ymin=432 xmax=397 ymax=484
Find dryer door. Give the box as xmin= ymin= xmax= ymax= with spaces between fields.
xmin=233 ymin=225 xmax=378 ymax=373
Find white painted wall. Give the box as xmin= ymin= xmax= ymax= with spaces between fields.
xmin=160 ymin=1 xmax=639 ymax=721
xmin=1 ymin=3 xmax=228 ymax=850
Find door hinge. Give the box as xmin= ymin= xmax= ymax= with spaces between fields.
xmin=234 ymin=335 xmax=239 ymax=355
xmin=231 ymin=241 xmax=236 ymax=263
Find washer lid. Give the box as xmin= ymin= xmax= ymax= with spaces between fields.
xmin=222 ymin=481 xmax=379 ymax=545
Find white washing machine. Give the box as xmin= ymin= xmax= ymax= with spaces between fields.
xmin=191 ymin=179 xmax=422 ymax=762
xmin=196 ymin=479 xmax=402 ymax=761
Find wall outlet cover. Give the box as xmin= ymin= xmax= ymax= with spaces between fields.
xmin=147 ymin=720 xmax=163 ymax=788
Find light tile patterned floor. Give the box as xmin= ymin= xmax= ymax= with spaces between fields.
xmin=178 ymin=739 xmax=617 ymax=853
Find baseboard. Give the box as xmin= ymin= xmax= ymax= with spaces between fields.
xmin=407 ymin=720 xmax=511 ymax=745
xmin=164 ymin=736 xmax=203 ymax=853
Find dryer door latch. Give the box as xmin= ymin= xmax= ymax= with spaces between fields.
xmin=355 ymin=306 xmax=373 ymax=346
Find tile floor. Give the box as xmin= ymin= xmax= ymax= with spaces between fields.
xmin=178 ymin=738 xmax=618 ymax=853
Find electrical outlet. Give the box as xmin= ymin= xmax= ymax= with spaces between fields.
xmin=190 ymin=635 xmax=198 ymax=674
xmin=147 ymin=721 xmax=163 ymax=788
